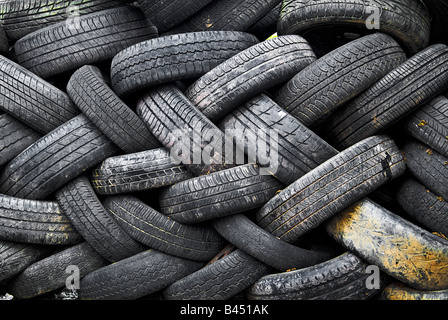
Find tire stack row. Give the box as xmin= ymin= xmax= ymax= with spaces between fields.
xmin=0 ymin=0 xmax=447 ymax=301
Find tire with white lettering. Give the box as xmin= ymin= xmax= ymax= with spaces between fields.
xmin=247 ymin=252 xmax=387 ymax=300
xmin=0 ymin=114 xmax=118 ymax=200
xmin=79 ymin=249 xmax=203 ymax=300
xmin=277 ymin=0 xmax=431 ymax=56
xmin=91 ymin=148 xmax=194 ymax=195
xmin=110 ymin=31 xmax=259 ymax=97
xmin=7 ymin=242 xmax=108 ymax=299
xmin=275 ymin=33 xmax=406 ymax=129
xmin=103 ymin=195 xmax=225 ymax=262
xmin=159 ymin=164 xmax=283 ymax=224
xmin=14 ymin=6 xmax=158 ymax=79
xmin=256 ymin=135 xmax=406 ymax=243
xmin=185 ymin=34 xmax=316 ymax=122
xmin=163 ymin=249 xmax=270 ymax=300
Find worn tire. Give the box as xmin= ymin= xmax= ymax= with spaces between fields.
xmin=275 ymin=33 xmax=406 ymax=129
xmin=325 ymin=44 xmax=448 ymax=149
xmin=159 ymin=164 xmax=283 ymax=224
xmin=0 ymin=114 xmax=118 ymax=200
xmin=247 ymin=3 xmax=282 ymax=40
xmin=14 ymin=6 xmax=159 ymax=79
xmin=256 ymin=135 xmax=406 ymax=243
xmin=91 ymin=148 xmax=194 ymax=195
xmin=185 ymin=34 xmax=316 ymax=122
xmin=382 ymin=282 xmax=448 ymax=300
xmin=111 ymin=31 xmax=259 ymax=97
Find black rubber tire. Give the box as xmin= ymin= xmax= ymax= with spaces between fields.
xmin=382 ymin=282 xmax=448 ymax=300
xmin=103 ymin=195 xmax=225 ymax=262
xmin=0 ymin=194 xmax=82 ymax=245
xmin=218 ymin=94 xmax=339 ymax=186
xmin=159 ymin=164 xmax=284 ymax=224
xmin=325 ymin=44 xmax=448 ymax=149
xmin=0 ymin=55 xmax=79 ymax=134
xmin=79 ymin=249 xmax=203 ymax=300
xmin=0 ymin=0 xmax=126 ymax=42
xmin=247 ymin=252 xmax=386 ymax=300
xmin=212 ymin=213 xmax=333 ymax=271
xmin=136 ymin=84 xmax=235 ymax=176
xmin=0 ymin=25 xmax=9 ymax=57
xmin=277 ymin=0 xmax=431 ymax=56
xmin=136 ymin=0 xmax=214 ymax=33
xmin=421 ymin=0 xmax=448 ymax=46
xmin=0 ymin=114 xmax=42 ymax=167
xmin=67 ymin=65 xmax=160 ymax=154
xmin=163 ymin=249 xmax=270 ymax=300
xmin=256 ymin=135 xmax=406 ymax=243
xmin=0 ymin=241 xmax=49 ymax=283
xmin=0 ymin=114 xmax=118 ymax=200
xmin=7 ymin=242 xmax=108 ymax=299
xmin=402 ymin=95 xmax=448 ymax=158
xmin=185 ymin=34 xmax=316 ymax=122
xmin=91 ymin=147 xmax=194 ymax=195
xmin=397 ymin=178 xmax=448 ymax=237
xmin=326 ymin=198 xmax=448 ymax=291
xmin=247 ymin=2 xmax=282 ymax=40
xmin=14 ymin=6 xmax=159 ymax=79
xmin=402 ymin=139 xmax=448 ymax=200
xmin=275 ymin=33 xmax=406 ymax=129
xmin=165 ymin=0 xmax=281 ymax=35
xmin=55 ymin=176 xmax=147 ymax=262
xmin=110 ymin=31 xmax=259 ymax=97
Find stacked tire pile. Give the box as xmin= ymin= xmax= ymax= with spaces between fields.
xmin=0 ymin=0 xmax=448 ymax=301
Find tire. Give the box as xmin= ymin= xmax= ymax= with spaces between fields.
xmin=402 ymin=139 xmax=448 ymax=200
xmin=275 ymin=33 xmax=406 ymax=129
xmin=402 ymin=95 xmax=448 ymax=158
xmin=110 ymin=31 xmax=259 ymax=97
xmin=218 ymin=94 xmax=339 ymax=186
xmin=0 ymin=194 xmax=82 ymax=245
xmin=421 ymin=0 xmax=448 ymax=46
xmin=0 ymin=0 xmax=126 ymax=42
xmin=184 ymin=34 xmax=316 ymax=123
xmin=136 ymin=0 xmax=214 ymax=33
xmin=159 ymin=164 xmax=284 ymax=224
xmin=0 ymin=55 xmax=79 ymax=134
xmin=256 ymin=135 xmax=406 ymax=243
xmin=247 ymin=252 xmax=386 ymax=300
xmin=14 ymin=6 xmax=159 ymax=79
xmin=136 ymin=84 xmax=235 ymax=176
xmin=326 ymin=198 xmax=448 ymax=291
xmin=67 ymin=65 xmax=160 ymax=154
xmin=382 ymin=282 xmax=448 ymax=300
xmin=325 ymin=44 xmax=448 ymax=149
xmin=0 ymin=114 xmax=118 ymax=200
xmin=91 ymin=147 xmax=194 ymax=195
xmin=277 ymin=0 xmax=431 ymax=56
xmin=79 ymin=249 xmax=203 ymax=300
xmin=7 ymin=242 xmax=108 ymax=299
xmin=0 ymin=25 xmax=9 ymax=57
xmin=0 ymin=114 xmax=42 ymax=167
xmin=55 ymin=176 xmax=147 ymax=262
xmin=103 ymin=195 xmax=225 ymax=262
xmin=212 ymin=213 xmax=333 ymax=271
xmin=247 ymin=2 xmax=282 ymax=40
xmin=163 ymin=249 xmax=270 ymax=300
xmin=0 ymin=241 xmax=49 ymax=283
xmin=396 ymin=178 xmax=448 ymax=237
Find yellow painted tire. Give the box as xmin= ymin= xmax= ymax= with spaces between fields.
xmin=382 ymin=282 xmax=448 ymax=300
xmin=326 ymin=198 xmax=448 ymax=291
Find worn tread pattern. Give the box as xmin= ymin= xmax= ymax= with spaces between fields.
xmin=275 ymin=33 xmax=407 ymax=128
xmin=159 ymin=164 xmax=284 ymax=224
xmin=256 ymin=135 xmax=406 ymax=243
xmin=103 ymin=195 xmax=225 ymax=262
xmin=326 ymin=44 xmax=448 ymax=149
xmin=111 ymin=31 xmax=259 ymax=97
xmin=185 ymin=35 xmax=316 ymax=122
xmin=14 ymin=6 xmax=158 ymax=79
xmin=91 ymin=148 xmax=194 ymax=195
xmin=0 ymin=114 xmax=119 ymax=200
xmin=56 ymin=176 xmax=147 ymax=262
xmin=79 ymin=249 xmax=203 ymax=300
xmin=67 ymin=65 xmax=160 ymax=154
xmin=247 ymin=2 xmax=282 ymax=40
